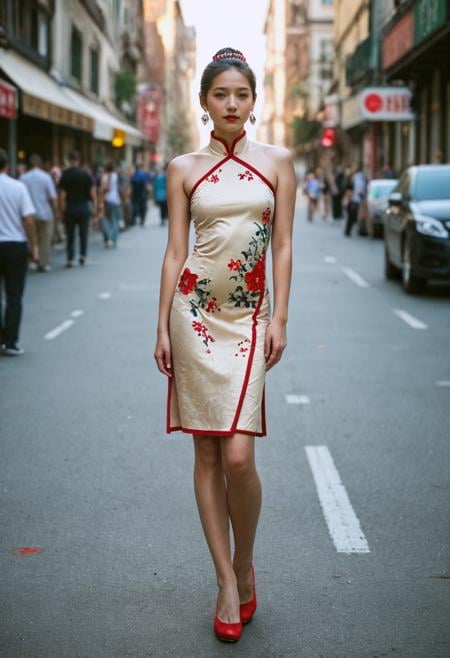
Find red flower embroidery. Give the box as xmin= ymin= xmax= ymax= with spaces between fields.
xmin=207 ymin=169 xmax=222 ymax=184
xmin=206 ymin=296 xmax=221 ymax=313
xmin=262 ymin=207 xmax=271 ymax=224
xmin=235 ymin=338 xmax=251 ymax=357
xmin=178 ymin=268 xmax=198 ymax=295
xmin=192 ymin=320 xmax=215 ymax=349
xmin=245 ymin=257 xmax=265 ymax=293
xmin=227 ymin=258 xmax=242 ymax=271
xmin=238 ymin=169 xmax=254 ymax=181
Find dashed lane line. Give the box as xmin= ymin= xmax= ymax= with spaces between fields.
xmin=342 ymin=267 xmax=370 ymax=288
xmin=324 ymin=256 xmax=337 ymax=264
xmin=98 ymin=292 xmax=112 ymax=300
xmin=44 ymin=320 xmax=75 ymax=341
xmin=436 ymin=380 xmax=450 ymax=388
xmin=285 ymin=394 xmax=311 ymax=405
xmin=305 ymin=445 xmax=370 ymax=555
xmin=393 ymin=309 xmax=428 ymax=330
xmin=70 ymin=310 xmax=84 ymax=318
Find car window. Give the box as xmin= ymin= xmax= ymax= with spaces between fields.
xmin=369 ymin=181 xmax=398 ymax=198
xmin=414 ymin=169 xmax=450 ymax=201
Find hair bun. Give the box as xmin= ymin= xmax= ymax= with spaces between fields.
xmin=212 ymin=49 xmax=246 ymax=63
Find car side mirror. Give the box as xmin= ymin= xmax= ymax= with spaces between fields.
xmin=388 ymin=192 xmax=403 ymax=206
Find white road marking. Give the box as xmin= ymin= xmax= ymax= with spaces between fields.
xmin=324 ymin=256 xmax=337 ymax=264
xmin=285 ymin=394 xmax=310 ymax=405
xmin=305 ymin=445 xmax=370 ymax=555
xmin=393 ymin=309 xmax=428 ymax=330
xmin=44 ymin=319 xmax=74 ymax=340
xmin=436 ymin=380 xmax=450 ymax=388
xmin=98 ymin=292 xmax=111 ymax=300
xmin=70 ymin=310 xmax=84 ymax=318
xmin=342 ymin=267 xmax=370 ymax=288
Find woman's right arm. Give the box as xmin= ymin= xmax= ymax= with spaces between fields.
xmin=154 ymin=157 xmax=190 ymax=377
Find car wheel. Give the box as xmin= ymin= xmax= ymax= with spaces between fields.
xmin=402 ymin=240 xmax=426 ymax=294
xmin=384 ymin=243 xmax=400 ymax=280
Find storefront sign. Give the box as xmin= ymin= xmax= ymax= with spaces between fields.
xmin=22 ymin=93 xmax=92 ymax=132
xmin=0 ymin=78 xmax=17 ymax=119
xmin=323 ymin=94 xmax=340 ymax=128
xmin=360 ymin=87 xmax=414 ymax=121
xmin=137 ymin=86 xmax=162 ymax=144
xmin=382 ymin=11 xmax=413 ymax=69
xmin=414 ymin=0 xmax=448 ymax=45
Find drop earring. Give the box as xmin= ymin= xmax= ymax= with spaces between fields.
xmin=201 ymin=110 xmax=209 ymax=125
xmin=249 ymin=111 xmax=256 ymax=125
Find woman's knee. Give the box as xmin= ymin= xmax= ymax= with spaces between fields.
xmin=221 ymin=442 xmax=255 ymax=480
xmin=193 ymin=436 xmax=222 ymax=470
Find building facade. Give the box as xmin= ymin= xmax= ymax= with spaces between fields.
xmin=0 ymin=0 xmax=144 ymax=173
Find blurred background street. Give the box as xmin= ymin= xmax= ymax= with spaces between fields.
xmin=1 ymin=1 xmax=450 ymax=657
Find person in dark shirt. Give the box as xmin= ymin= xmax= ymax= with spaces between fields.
xmin=59 ymin=150 xmax=96 ymax=267
xmin=130 ymin=163 xmax=150 ymax=226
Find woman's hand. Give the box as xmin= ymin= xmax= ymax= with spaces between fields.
xmin=264 ymin=319 xmax=287 ymax=371
xmin=154 ymin=330 xmax=172 ymax=377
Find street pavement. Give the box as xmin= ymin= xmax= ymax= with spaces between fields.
xmin=1 ymin=197 xmax=449 ymax=658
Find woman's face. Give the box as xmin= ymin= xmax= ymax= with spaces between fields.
xmin=200 ymin=67 xmax=255 ymax=135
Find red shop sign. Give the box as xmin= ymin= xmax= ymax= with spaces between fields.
xmin=382 ymin=11 xmax=414 ymax=70
xmin=0 ymin=78 xmax=17 ymax=119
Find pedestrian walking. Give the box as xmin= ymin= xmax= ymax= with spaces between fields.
xmin=58 ymin=150 xmax=97 ymax=267
xmin=154 ymin=47 xmax=296 ymax=643
xmin=304 ymin=170 xmax=321 ymax=221
xmin=344 ymin=163 xmax=366 ymax=237
xmin=100 ymin=161 xmax=122 ymax=247
xmin=20 ymin=154 xmax=57 ymax=271
xmin=330 ymin=166 xmax=345 ymax=220
xmin=130 ymin=163 xmax=150 ymax=226
xmin=152 ymin=165 xmax=168 ymax=226
xmin=0 ymin=148 xmax=37 ymax=356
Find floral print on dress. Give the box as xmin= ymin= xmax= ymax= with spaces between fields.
xmin=235 ymin=338 xmax=251 ymax=357
xmin=192 ymin=320 xmax=215 ymax=351
xmin=227 ymin=217 xmax=270 ymax=308
xmin=261 ymin=207 xmax=271 ymax=224
xmin=177 ymin=268 xmax=221 ymax=318
xmin=238 ymin=169 xmax=254 ymax=181
xmin=206 ymin=169 xmax=222 ymax=184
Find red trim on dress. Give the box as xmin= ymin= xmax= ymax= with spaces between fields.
xmin=188 ymin=154 xmax=229 ymax=201
xmin=210 ymin=130 xmax=246 ymax=155
xmin=232 ymin=155 xmax=275 ymax=195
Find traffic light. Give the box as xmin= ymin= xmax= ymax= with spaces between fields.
xmin=321 ymin=127 xmax=335 ymax=148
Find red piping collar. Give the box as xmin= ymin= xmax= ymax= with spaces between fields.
xmin=210 ymin=130 xmax=247 ymax=156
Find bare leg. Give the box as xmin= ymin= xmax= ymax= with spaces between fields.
xmin=221 ymin=433 xmax=262 ymax=605
xmin=192 ymin=435 xmax=240 ymax=623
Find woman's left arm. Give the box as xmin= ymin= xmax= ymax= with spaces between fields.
xmin=265 ymin=149 xmax=296 ymax=371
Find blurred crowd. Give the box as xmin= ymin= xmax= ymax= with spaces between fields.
xmin=18 ymin=150 xmax=168 ymax=271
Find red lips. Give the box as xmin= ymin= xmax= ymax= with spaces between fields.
xmin=225 ymin=116 xmax=239 ymax=121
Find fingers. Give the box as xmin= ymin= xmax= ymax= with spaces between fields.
xmin=265 ymin=339 xmax=287 ymax=371
xmin=154 ymin=348 xmax=172 ymax=377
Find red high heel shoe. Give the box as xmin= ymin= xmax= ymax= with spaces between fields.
xmin=214 ymin=604 xmax=242 ymax=643
xmin=240 ymin=564 xmax=257 ymax=624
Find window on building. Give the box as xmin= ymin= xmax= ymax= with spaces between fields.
xmin=8 ymin=1 xmax=50 ymax=64
xmin=90 ymin=47 xmax=99 ymax=95
xmin=319 ymin=39 xmax=333 ymax=80
xmin=71 ymin=25 xmax=82 ymax=83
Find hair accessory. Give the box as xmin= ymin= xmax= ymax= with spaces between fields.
xmin=201 ymin=111 xmax=210 ymax=125
xmin=213 ymin=51 xmax=246 ymax=62
xmin=249 ymin=111 xmax=256 ymax=125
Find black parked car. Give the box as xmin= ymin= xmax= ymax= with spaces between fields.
xmin=384 ymin=164 xmax=450 ymax=293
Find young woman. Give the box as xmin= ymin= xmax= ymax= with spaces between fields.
xmin=154 ymin=47 xmax=296 ymax=643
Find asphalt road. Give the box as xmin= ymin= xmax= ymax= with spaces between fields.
xmin=1 ymin=198 xmax=449 ymax=658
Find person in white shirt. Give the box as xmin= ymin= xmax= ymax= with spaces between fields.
xmin=100 ymin=161 xmax=122 ymax=247
xmin=21 ymin=154 xmax=57 ymax=271
xmin=0 ymin=148 xmax=37 ymax=355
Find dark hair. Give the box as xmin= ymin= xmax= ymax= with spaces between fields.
xmin=0 ymin=148 xmax=7 ymax=170
xmin=105 ymin=160 xmax=115 ymax=173
xmin=29 ymin=154 xmax=43 ymax=168
xmin=68 ymin=149 xmax=80 ymax=163
xmin=200 ymin=47 xmax=256 ymax=99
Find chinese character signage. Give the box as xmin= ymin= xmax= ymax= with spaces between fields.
xmin=0 ymin=78 xmax=17 ymax=119
xmin=414 ymin=0 xmax=448 ymax=45
xmin=360 ymin=87 xmax=414 ymax=122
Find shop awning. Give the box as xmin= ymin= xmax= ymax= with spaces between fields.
xmin=63 ymin=88 xmax=144 ymax=146
xmin=0 ymin=49 xmax=92 ymax=132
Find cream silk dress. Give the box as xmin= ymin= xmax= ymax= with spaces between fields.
xmin=167 ymin=131 xmax=275 ymax=437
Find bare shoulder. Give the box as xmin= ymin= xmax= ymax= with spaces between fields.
xmin=252 ymin=140 xmax=293 ymax=163
xmin=169 ymin=147 xmax=210 ymax=172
